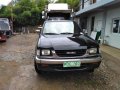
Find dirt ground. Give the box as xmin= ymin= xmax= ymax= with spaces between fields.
xmin=0 ymin=34 xmax=120 ymax=90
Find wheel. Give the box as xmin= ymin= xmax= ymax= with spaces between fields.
xmin=34 ymin=61 xmax=41 ymax=74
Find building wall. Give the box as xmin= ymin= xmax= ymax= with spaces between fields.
xmin=80 ymin=0 xmax=103 ymax=10
xmin=87 ymin=12 xmax=104 ymax=35
xmin=77 ymin=0 xmax=114 ymax=16
xmin=84 ymin=0 xmax=90 ymax=8
xmin=77 ymin=0 xmax=120 ymax=49
xmin=104 ymin=7 xmax=120 ymax=49
xmin=86 ymin=7 xmax=120 ymax=49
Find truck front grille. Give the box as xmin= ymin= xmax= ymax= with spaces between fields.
xmin=55 ymin=49 xmax=86 ymax=57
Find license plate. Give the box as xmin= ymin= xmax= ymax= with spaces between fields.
xmin=63 ymin=61 xmax=81 ymax=68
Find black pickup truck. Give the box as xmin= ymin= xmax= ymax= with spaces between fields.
xmin=34 ymin=20 xmax=102 ymax=73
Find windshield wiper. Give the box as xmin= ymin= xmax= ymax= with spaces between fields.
xmin=44 ymin=33 xmax=59 ymax=35
xmin=60 ymin=32 xmax=73 ymax=34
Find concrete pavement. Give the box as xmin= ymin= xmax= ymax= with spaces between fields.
xmin=101 ymin=45 xmax=120 ymax=60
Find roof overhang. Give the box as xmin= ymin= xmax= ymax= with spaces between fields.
xmin=75 ymin=0 xmax=120 ymax=17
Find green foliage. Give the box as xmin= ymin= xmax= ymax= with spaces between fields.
xmin=57 ymin=0 xmax=67 ymax=3
xmin=13 ymin=0 xmax=38 ymax=26
xmin=0 ymin=0 xmax=80 ymax=27
xmin=0 ymin=6 xmax=7 ymax=14
xmin=57 ymin=0 xmax=80 ymax=11
xmin=30 ymin=7 xmax=41 ymax=26
xmin=37 ymin=0 xmax=48 ymax=12
xmin=0 ymin=0 xmax=48 ymax=27
xmin=0 ymin=6 xmax=12 ymax=18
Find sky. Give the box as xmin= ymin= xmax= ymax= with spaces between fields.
xmin=0 ymin=0 xmax=58 ymax=7
xmin=0 ymin=0 xmax=12 ymax=6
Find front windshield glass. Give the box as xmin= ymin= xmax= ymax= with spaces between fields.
xmin=43 ymin=21 xmax=74 ymax=35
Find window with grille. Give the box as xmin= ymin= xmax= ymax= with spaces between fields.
xmin=112 ymin=19 xmax=120 ymax=33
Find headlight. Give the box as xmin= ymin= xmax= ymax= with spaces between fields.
xmin=88 ymin=48 xmax=97 ymax=54
xmin=42 ymin=49 xmax=50 ymax=56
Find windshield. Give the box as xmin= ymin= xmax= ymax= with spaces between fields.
xmin=43 ymin=21 xmax=74 ymax=35
xmin=0 ymin=21 xmax=10 ymax=30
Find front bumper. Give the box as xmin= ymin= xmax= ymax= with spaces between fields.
xmin=0 ymin=36 xmax=7 ymax=41
xmin=35 ymin=56 xmax=102 ymax=71
xmin=35 ymin=56 xmax=101 ymax=64
xmin=0 ymin=38 xmax=6 ymax=41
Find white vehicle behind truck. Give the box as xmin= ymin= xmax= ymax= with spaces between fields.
xmin=0 ymin=18 xmax=12 ymax=37
xmin=42 ymin=3 xmax=73 ymax=20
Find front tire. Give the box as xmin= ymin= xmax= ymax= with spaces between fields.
xmin=34 ymin=61 xmax=41 ymax=74
xmin=88 ymin=69 xmax=94 ymax=73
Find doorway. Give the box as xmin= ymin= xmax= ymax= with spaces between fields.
xmin=91 ymin=16 xmax=95 ymax=32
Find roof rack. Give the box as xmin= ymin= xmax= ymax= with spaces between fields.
xmin=42 ymin=3 xmax=73 ymax=20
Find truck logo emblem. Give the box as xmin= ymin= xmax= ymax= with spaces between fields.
xmin=66 ymin=52 xmax=76 ymax=54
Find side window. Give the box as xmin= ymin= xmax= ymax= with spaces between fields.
xmin=112 ymin=19 xmax=120 ymax=33
xmin=90 ymin=0 xmax=96 ymax=4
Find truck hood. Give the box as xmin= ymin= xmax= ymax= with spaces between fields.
xmin=38 ymin=35 xmax=99 ymax=50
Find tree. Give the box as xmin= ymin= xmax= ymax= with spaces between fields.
xmin=57 ymin=0 xmax=80 ymax=11
xmin=0 ymin=6 xmax=12 ymax=18
xmin=30 ymin=7 xmax=41 ymax=26
xmin=37 ymin=0 xmax=48 ymax=12
xmin=0 ymin=6 xmax=7 ymax=15
xmin=0 ymin=0 xmax=60 ymax=29
xmin=48 ymin=0 xmax=57 ymax=3
xmin=57 ymin=0 xmax=67 ymax=3
xmin=12 ymin=0 xmax=43 ymax=27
